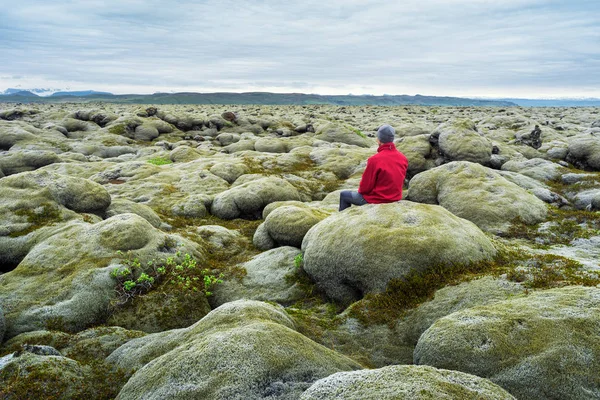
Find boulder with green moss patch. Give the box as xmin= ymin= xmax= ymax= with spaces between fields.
xmin=435 ymin=119 xmax=493 ymax=165
xmin=315 ymin=123 xmax=371 ymax=147
xmin=302 ymin=202 xmax=496 ymax=305
xmin=501 ymin=158 xmax=567 ymax=182
xmin=211 ymin=177 xmax=301 ymax=219
xmin=0 ymin=213 xmax=203 ymax=339
xmin=212 ymin=246 xmax=306 ymax=306
xmin=209 ymin=162 xmax=248 ymax=184
xmin=0 ymin=352 xmax=91 ymax=399
xmin=0 ymin=170 xmax=112 ymax=269
xmin=414 ymin=286 xmax=600 ymax=400
xmin=104 ymin=198 xmax=167 ymax=229
xmin=0 ymin=150 xmax=61 ymax=176
xmin=300 ymin=365 xmax=515 ymax=400
xmin=566 ymin=135 xmax=600 ymax=170
xmin=407 ymin=161 xmax=547 ymax=233
xmin=254 ymin=204 xmax=330 ymax=250
xmin=109 ymin=300 xmax=361 ymax=399
xmin=395 ymin=134 xmax=436 ymax=177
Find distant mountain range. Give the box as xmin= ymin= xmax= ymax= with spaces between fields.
xmin=1 ymin=89 xmax=599 ymax=107
xmin=1 ymin=88 xmax=112 ymax=97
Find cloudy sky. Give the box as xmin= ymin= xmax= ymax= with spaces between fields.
xmin=1 ymin=0 xmax=598 ymax=98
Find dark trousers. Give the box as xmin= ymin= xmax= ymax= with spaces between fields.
xmin=339 ymin=190 xmax=368 ymax=211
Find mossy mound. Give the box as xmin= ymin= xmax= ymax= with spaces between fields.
xmin=211 ymin=176 xmax=301 ymax=219
xmin=0 ymin=213 xmax=203 ymax=339
xmin=212 ymin=246 xmax=306 ymax=306
xmin=436 ymin=119 xmax=493 ymax=165
xmin=254 ymin=204 xmax=330 ymax=250
xmin=0 ymin=352 xmax=90 ymax=399
xmin=300 ymin=365 xmax=516 ymax=400
xmin=314 ymin=123 xmax=371 ymax=147
xmin=407 ymin=161 xmax=547 ymax=233
xmin=110 ymin=300 xmax=361 ymax=399
xmin=414 ymin=286 xmax=600 ymax=400
xmin=302 ymin=202 xmax=496 ymax=305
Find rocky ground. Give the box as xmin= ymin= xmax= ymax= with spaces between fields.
xmin=0 ymin=103 xmax=599 ymax=399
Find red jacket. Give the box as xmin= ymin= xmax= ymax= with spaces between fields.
xmin=358 ymin=142 xmax=408 ymax=203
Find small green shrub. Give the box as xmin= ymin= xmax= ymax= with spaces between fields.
xmin=147 ymin=157 xmax=173 ymax=166
xmin=110 ymin=249 xmax=223 ymax=306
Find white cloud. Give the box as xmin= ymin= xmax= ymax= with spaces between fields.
xmin=0 ymin=0 xmax=598 ymax=97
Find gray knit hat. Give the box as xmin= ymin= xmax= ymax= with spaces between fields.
xmin=376 ymin=124 xmax=395 ymax=143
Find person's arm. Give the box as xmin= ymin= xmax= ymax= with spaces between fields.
xmin=358 ymin=160 xmax=378 ymax=195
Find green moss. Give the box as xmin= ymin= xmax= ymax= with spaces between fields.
xmin=9 ymin=203 xmax=62 ymax=237
xmin=506 ymin=207 xmax=600 ymax=246
xmin=147 ymin=157 xmax=173 ymax=166
xmin=347 ymin=247 xmax=600 ymax=326
xmin=346 ymin=125 xmax=366 ymax=138
xmin=108 ymin=124 xmax=126 ymax=135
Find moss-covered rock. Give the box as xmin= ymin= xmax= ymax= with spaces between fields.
xmin=395 ymin=134 xmax=436 ymax=177
xmin=436 ymin=119 xmax=493 ymax=165
xmin=0 ymin=352 xmax=90 ymax=399
xmin=211 ymin=177 xmax=301 ymax=219
xmin=254 ymin=137 xmax=289 ymax=153
xmin=109 ymin=300 xmax=361 ymax=399
xmin=1 ymin=326 xmax=146 ymax=362
xmin=0 ymin=305 xmax=5 ymax=344
xmin=501 ymin=158 xmax=567 ymax=182
xmin=254 ymin=204 xmax=330 ymax=250
xmin=309 ymin=146 xmax=372 ymax=180
xmin=407 ymin=161 xmax=547 ymax=233
xmin=301 ymin=202 xmax=496 ymax=305
xmin=566 ymin=135 xmax=600 ymax=170
xmin=314 ymin=123 xmax=371 ymax=147
xmin=414 ymin=286 xmax=600 ymax=400
xmin=209 ymin=162 xmax=248 ymax=184
xmin=0 ymin=150 xmax=61 ymax=176
xmin=212 ymin=246 xmax=306 ymax=306
xmin=0 ymin=170 xmax=112 ymax=270
xmin=104 ymin=198 xmax=167 ymax=229
xmin=134 ymin=123 xmax=160 ymax=141
xmin=0 ymin=213 xmax=203 ymax=339
xmin=300 ymin=365 xmax=516 ymax=399
xmin=107 ymin=288 xmax=211 ymax=333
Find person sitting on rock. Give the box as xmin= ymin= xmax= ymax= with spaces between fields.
xmin=339 ymin=124 xmax=408 ymax=211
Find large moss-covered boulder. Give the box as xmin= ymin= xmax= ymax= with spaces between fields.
xmin=300 ymin=365 xmax=516 ymax=400
xmin=435 ymin=119 xmax=493 ymax=165
xmin=0 ymin=352 xmax=91 ymax=399
xmin=212 ymin=246 xmax=306 ymax=306
xmin=209 ymin=162 xmax=248 ymax=184
xmin=0 ymin=150 xmax=61 ymax=176
xmin=501 ymin=158 xmax=567 ymax=182
xmin=391 ymin=277 xmax=526 ymax=364
xmin=0 ymin=170 xmax=112 ymax=270
xmin=110 ymin=300 xmax=361 ymax=399
xmin=0 ymin=213 xmax=202 ymax=339
xmin=407 ymin=161 xmax=547 ymax=233
xmin=395 ymin=134 xmax=436 ymax=178
xmin=1 ymin=326 xmax=146 ymax=362
xmin=309 ymin=146 xmax=372 ymax=180
xmin=104 ymin=198 xmax=166 ymax=229
xmin=301 ymin=202 xmax=496 ymax=305
xmin=414 ymin=286 xmax=600 ymax=400
xmin=211 ymin=177 xmax=301 ymax=219
xmin=566 ymin=135 xmax=600 ymax=170
xmin=315 ymin=123 xmax=371 ymax=147
xmin=254 ymin=204 xmax=330 ymax=250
